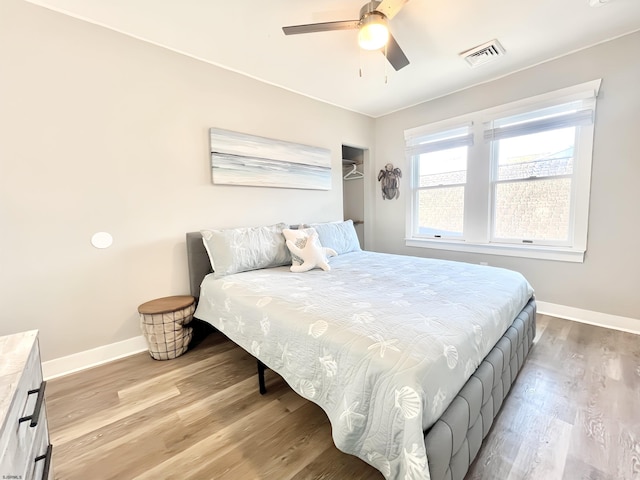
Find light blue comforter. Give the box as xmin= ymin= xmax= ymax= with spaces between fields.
xmin=194 ymin=251 xmax=534 ymax=480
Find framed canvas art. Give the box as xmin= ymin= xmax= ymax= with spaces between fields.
xmin=210 ymin=128 xmax=332 ymax=190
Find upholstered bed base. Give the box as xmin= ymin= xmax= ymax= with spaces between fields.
xmin=424 ymin=297 xmax=536 ymax=480
xmin=185 ymin=232 xmax=536 ymax=480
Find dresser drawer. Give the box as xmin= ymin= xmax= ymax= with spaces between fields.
xmin=26 ymin=405 xmax=53 ymax=480
xmin=0 ymin=332 xmax=51 ymax=480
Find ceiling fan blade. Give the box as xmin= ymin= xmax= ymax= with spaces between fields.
xmin=375 ymin=0 xmax=409 ymax=19
xmin=385 ymin=34 xmax=410 ymax=70
xmin=282 ymin=20 xmax=359 ymax=35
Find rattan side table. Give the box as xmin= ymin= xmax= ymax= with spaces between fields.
xmin=138 ymin=295 xmax=195 ymax=360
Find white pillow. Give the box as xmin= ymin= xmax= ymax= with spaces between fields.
xmin=308 ymin=219 xmax=361 ymax=255
xmin=201 ymin=223 xmax=291 ymax=277
xmin=283 ymin=228 xmax=337 ymax=272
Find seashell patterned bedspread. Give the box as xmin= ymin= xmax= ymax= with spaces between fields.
xmin=194 ymin=251 xmax=534 ymax=480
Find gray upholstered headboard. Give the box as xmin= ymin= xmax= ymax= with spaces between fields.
xmin=186 ymin=232 xmax=212 ymax=300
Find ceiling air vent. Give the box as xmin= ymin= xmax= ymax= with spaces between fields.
xmin=460 ymin=39 xmax=505 ymax=68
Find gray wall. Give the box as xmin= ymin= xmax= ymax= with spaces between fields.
xmin=0 ymin=0 xmax=374 ymax=360
xmin=372 ymin=31 xmax=640 ymax=321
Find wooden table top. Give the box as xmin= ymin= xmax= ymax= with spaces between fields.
xmin=138 ymin=295 xmax=195 ymax=315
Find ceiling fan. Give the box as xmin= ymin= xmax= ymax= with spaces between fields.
xmin=282 ymin=0 xmax=411 ymax=71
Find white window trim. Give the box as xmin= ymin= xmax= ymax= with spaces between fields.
xmin=407 ymin=122 xmax=472 ymax=240
xmin=405 ymin=237 xmax=586 ymax=262
xmin=405 ymin=79 xmax=601 ymax=263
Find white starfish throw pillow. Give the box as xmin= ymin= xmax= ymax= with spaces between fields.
xmin=283 ymin=228 xmax=337 ymax=272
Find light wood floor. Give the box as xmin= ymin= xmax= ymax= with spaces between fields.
xmin=46 ymin=314 xmax=640 ymax=480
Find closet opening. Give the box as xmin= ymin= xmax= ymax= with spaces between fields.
xmin=342 ymin=144 xmax=366 ymax=249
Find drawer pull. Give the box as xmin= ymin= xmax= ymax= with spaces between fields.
xmin=19 ymin=380 xmax=47 ymax=427
xmin=35 ymin=444 xmax=53 ymax=480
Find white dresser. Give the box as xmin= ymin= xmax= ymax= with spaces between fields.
xmin=0 ymin=330 xmax=53 ymax=480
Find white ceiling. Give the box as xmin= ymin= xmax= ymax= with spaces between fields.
xmin=25 ymin=0 xmax=640 ymax=117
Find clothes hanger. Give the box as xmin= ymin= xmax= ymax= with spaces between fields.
xmin=343 ymin=163 xmax=364 ymax=180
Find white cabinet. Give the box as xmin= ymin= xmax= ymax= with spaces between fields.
xmin=0 ymin=331 xmax=53 ymax=480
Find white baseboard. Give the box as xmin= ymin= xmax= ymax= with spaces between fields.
xmin=42 ymin=335 xmax=149 ymax=380
xmin=41 ymin=303 xmax=639 ymax=380
xmin=536 ymin=301 xmax=640 ymax=336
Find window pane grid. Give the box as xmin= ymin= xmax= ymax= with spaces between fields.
xmin=416 ymin=186 xmax=465 ymax=237
xmin=412 ymin=136 xmax=468 ymax=239
xmin=491 ymin=177 xmax=573 ymax=243
xmin=490 ymin=123 xmax=577 ymax=244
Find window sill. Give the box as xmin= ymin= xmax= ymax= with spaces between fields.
xmin=405 ymin=237 xmax=585 ymax=263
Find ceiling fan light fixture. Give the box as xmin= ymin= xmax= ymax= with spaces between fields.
xmin=358 ymin=12 xmax=389 ymax=50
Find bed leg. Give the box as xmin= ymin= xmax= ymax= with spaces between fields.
xmin=257 ymin=360 xmax=267 ymax=395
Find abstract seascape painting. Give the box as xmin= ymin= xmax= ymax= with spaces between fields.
xmin=210 ymin=128 xmax=332 ymax=190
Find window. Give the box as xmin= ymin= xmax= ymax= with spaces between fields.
xmin=405 ymin=80 xmax=600 ymax=262
xmin=406 ymin=125 xmax=472 ymax=238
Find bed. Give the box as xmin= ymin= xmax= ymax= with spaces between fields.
xmin=186 ymin=222 xmax=536 ymax=480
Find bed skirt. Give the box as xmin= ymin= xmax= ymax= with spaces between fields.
xmin=424 ymin=297 xmax=536 ymax=480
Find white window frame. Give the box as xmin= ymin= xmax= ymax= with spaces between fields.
xmin=405 ymin=79 xmax=601 ymax=263
xmin=407 ymin=122 xmax=473 ymax=241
